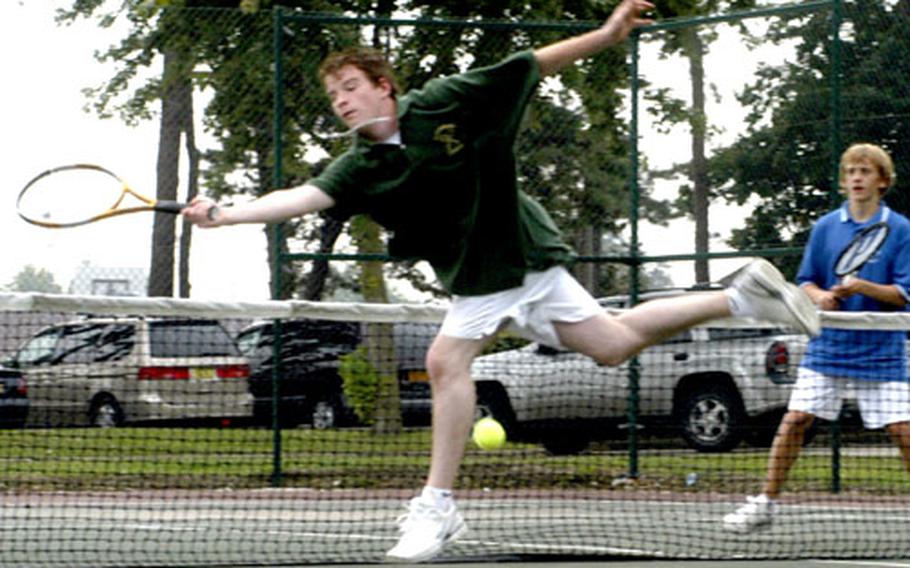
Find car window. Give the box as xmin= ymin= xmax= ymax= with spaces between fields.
xmin=149 ymin=320 xmax=240 ymax=358
xmin=236 ymin=328 xmax=262 ymax=357
xmin=94 ymin=324 xmax=136 ymax=362
xmin=16 ymin=329 xmax=60 ymax=366
xmin=56 ymin=323 xmax=111 ymax=365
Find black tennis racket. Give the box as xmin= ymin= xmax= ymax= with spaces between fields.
xmin=833 ymin=221 xmax=890 ymax=284
xmin=17 ymin=164 xmax=185 ymax=228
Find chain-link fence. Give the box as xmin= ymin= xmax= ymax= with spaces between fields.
xmin=4 ymin=1 xmax=910 ymax=565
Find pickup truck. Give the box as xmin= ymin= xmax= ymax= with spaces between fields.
xmin=471 ymin=323 xmax=801 ymax=455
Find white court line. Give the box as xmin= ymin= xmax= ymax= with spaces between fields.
xmin=812 ymin=561 xmax=910 ymax=568
xmin=125 ymin=522 xmax=667 ymax=558
xmin=456 ymin=538 xmax=665 ymax=557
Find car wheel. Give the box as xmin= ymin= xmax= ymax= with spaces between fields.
xmin=678 ymin=383 xmax=745 ymax=453
xmin=309 ymin=396 xmax=342 ymax=430
xmin=89 ymin=396 xmax=124 ymax=428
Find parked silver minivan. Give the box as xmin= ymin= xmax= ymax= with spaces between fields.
xmin=8 ymin=317 xmax=252 ymax=427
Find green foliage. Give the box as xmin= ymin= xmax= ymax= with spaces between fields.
xmin=59 ymin=1 xmax=678 ymax=298
xmin=711 ymin=0 xmax=910 ymax=275
xmin=4 ymin=265 xmax=63 ymax=294
xmin=338 ymin=346 xmax=379 ymax=425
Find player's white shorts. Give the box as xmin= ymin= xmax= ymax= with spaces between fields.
xmin=440 ymin=266 xmax=602 ymax=349
xmin=788 ymin=367 xmax=910 ymax=429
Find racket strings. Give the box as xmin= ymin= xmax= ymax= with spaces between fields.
xmin=834 ymin=223 xmax=890 ymax=277
xmin=18 ymin=167 xmax=132 ymax=227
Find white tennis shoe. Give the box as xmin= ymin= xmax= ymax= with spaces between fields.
xmin=386 ymin=496 xmax=467 ymax=563
xmin=730 ymin=259 xmax=821 ymax=337
xmin=722 ymin=494 xmax=777 ymax=533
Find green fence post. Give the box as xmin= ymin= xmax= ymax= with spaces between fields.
xmin=626 ymin=29 xmax=642 ymax=481
xmin=270 ymin=5 xmax=286 ymax=488
xmin=829 ymin=0 xmax=843 ymax=495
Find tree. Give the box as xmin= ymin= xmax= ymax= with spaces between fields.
xmin=643 ymin=0 xmax=757 ymax=284
xmin=4 ymin=266 xmax=63 ymax=294
xmin=710 ymin=0 xmax=910 ymax=277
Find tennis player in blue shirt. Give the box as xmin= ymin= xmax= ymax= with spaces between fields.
xmin=724 ymin=143 xmax=910 ymax=533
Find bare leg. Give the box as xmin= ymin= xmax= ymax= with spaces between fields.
xmin=423 ymin=334 xmax=491 ymax=490
xmin=762 ymin=410 xmax=814 ymax=499
xmin=885 ymin=420 xmax=910 ymax=476
xmin=555 ymin=292 xmax=731 ymax=365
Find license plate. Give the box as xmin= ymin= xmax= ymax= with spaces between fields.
xmin=191 ymin=367 xmax=216 ymax=380
xmin=407 ymin=371 xmax=429 ymax=383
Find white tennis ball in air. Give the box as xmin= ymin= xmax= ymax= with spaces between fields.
xmin=472 ymin=417 xmax=506 ymax=450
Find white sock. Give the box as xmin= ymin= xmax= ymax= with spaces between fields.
xmin=725 ymin=288 xmax=753 ymax=318
xmin=421 ymin=485 xmax=454 ymax=510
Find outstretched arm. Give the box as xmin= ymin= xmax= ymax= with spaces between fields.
xmin=183 ymin=183 xmax=336 ymax=228
xmin=534 ymin=0 xmax=654 ymax=77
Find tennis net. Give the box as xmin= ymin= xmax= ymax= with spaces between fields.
xmin=0 ymin=291 xmax=908 ymax=566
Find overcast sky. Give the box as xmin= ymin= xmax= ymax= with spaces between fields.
xmin=0 ymin=2 xmax=270 ymax=300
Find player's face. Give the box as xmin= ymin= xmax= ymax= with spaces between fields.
xmin=323 ymin=65 xmax=392 ymax=129
xmin=843 ymin=159 xmax=886 ymax=204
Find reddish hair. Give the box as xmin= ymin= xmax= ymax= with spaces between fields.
xmin=319 ymin=46 xmax=400 ymax=97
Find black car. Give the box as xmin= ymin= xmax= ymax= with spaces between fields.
xmin=236 ymin=319 xmax=437 ymax=428
xmin=0 ymin=366 xmax=28 ymax=428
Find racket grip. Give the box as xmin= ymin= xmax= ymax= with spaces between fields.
xmin=154 ymin=200 xmax=186 ymax=214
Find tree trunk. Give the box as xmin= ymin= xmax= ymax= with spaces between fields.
xmin=350 ymin=216 xmax=402 ymax=435
xmin=178 ymin=75 xmax=199 ymax=298
xmin=572 ymin=224 xmax=602 ymax=295
xmin=149 ymin=49 xmax=190 ymax=297
xmin=299 ymin=215 xmax=344 ymax=301
xmin=684 ymin=30 xmax=711 ymax=284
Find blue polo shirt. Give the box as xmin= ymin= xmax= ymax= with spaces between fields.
xmin=797 ymin=204 xmax=910 ymax=381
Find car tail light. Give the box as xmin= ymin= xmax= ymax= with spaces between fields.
xmin=138 ymin=367 xmax=190 ymax=380
xmin=15 ymin=377 xmax=27 ymax=396
xmin=765 ymin=341 xmax=790 ymax=378
xmin=217 ymin=364 xmax=250 ymax=379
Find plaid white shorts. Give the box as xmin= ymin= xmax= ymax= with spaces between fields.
xmin=788 ymin=367 xmax=910 ymax=429
xmin=439 ymin=266 xmax=602 ymax=349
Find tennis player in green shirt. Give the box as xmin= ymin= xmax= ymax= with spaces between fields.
xmin=184 ymin=0 xmax=819 ymax=561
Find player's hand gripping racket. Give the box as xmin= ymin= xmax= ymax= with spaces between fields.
xmin=17 ymin=164 xmax=185 ymax=228
xmin=833 ymin=221 xmax=890 ymax=285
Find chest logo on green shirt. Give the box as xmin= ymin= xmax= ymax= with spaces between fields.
xmin=433 ymin=124 xmax=464 ymax=156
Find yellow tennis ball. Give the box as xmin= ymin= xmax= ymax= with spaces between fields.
xmin=472 ymin=417 xmax=506 ymax=450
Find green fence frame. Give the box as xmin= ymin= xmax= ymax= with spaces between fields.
xmin=269 ymin=0 xmax=843 ymax=488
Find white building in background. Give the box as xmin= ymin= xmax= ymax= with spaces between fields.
xmin=68 ymin=261 xmax=148 ymax=297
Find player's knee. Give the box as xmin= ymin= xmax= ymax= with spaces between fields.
xmin=781 ymin=410 xmax=814 ymax=431
xmin=886 ymin=420 xmax=910 ymax=438
xmin=425 ymin=347 xmax=467 ymax=388
xmin=589 ymin=348 xmax=630 ymax=368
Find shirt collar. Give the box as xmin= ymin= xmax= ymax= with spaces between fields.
xmin=839 ymin=202 xmax=890 ymax=224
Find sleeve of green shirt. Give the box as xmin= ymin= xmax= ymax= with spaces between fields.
xmin=413 ymin=50 xmax=540 ymax=137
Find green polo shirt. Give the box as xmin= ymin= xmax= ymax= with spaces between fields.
xmin=309 ymin=50 xmax=574 ymax=296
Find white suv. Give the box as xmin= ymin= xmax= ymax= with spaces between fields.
xmin=8 ymin=317 xmax=252 ymax=427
